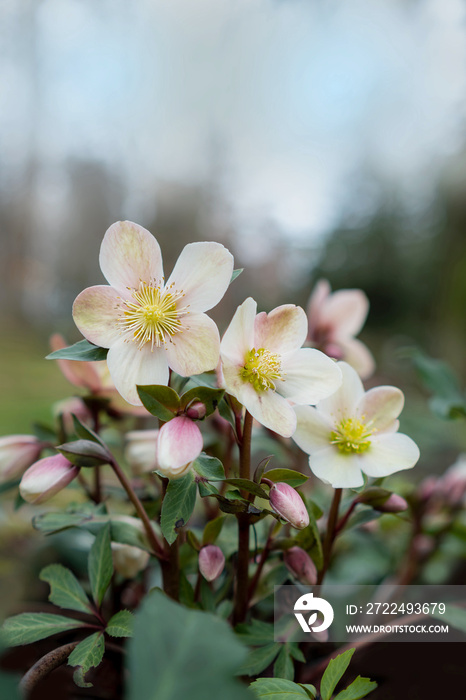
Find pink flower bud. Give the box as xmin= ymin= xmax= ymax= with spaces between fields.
xmin=373 ymin=493 xmax=408 ymax=513
xmin=19 ymin=454 xmax=79 ymax=504
xmin=112 ymin=543 xmax=150 ymax=578
xmin=185 ymin=401 xmax=207 ymax=420
xmin=417 ymin=476 xmax=439 ymax=502
xmin=269 ymin=483 xmax=309 ymax=530
xmin=198 ymin=545 xmax=225 ymax=582
xmin=156 ymin=416 xmax=203 ymax=479
xmin=0 ymin=435 xmax=43 ymax=482
xmin=284 ymin=546 xmax=317 ymax=585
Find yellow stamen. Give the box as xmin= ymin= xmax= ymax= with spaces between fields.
xmin=241 ymin=347 xmax=283 ymax=392
xmin=330 ymin=417 xmax=373 ymax=454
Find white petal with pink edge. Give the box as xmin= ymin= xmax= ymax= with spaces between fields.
xmin=237 ymin=383 xmax=297 ymax=437
xmin=254 ymin=305 xmax=308 ymax=355
xmin=356 ymin=386 xmax=404 ymax=432
xmin=293 ymin=405 xmax=333 ymax=453
xmin=165 ymin=313 xmax=220 ymax=376
xmin=99 ymin=221 xmax=163 ymax=293
xmin=73 ymin=285 xmax=122 ymax=348
xmin=279 ymin=348 xmax=342 ymax=404
xmin=156 ymin=417 xmax=203 ymax=472
xmin=165 ymin=242 xmax=234 ymax=313
xmin=360 ymin=433 xmax=420 ymax=478
xmin=322 ymin=289 xmax=369 ymax=337
xmin=107 ymin=338 xmax=169 ymax=406
xmin=307 ymin=279 xmax=331 ymax=332
xmin=309 ymin=448 xmax=364 ymax=488
xmin=317 ymin=362 xmax=365 ymax=422
xmin=220 ymin=297 xmax=257 ymax=365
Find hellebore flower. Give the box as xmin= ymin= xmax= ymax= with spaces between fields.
xmin=269 ymin=482 xmax=309 ymax=529
xmin=73 ymin=221 xmax=234 ymax=405
xmin=284 ymin=546 xmax=317 ymax=585
xmin=112 ymin=543 xmax=150 ymax=579
xmin=0 ymin=435 xmax=43 ymax=483
xmin=198 ymin=545 xmax=225 ymax=582
xmin=293 ymin=362 xmax=420 ymax=489
xmin=156 ymin=416 xmax=203 ymax=479
xmin=219 ymin=297 xmax=342 ymax=437
xmin=19 ymin=454 xmax=79 ymax=504
xmin=125 ymin=429 xmax=159 ymax=475
xmin=307 ymin=279 xmax=375 ymax=379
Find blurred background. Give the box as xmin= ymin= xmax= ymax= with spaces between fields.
xmin=1 ymin=0 xmax=466 ymax=460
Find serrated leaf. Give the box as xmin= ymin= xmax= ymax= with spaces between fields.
xmin=237 ymin=643 xmax=281 ymax=676
xmin=68 ymin=631 xmax=105 ymax=688
xmin=264 ymin=469 xmax=309 ymax=488
xmin=47 ymin=339 xmax=108 ymax=362
xmin=160 ymin=472 xmax=197 ymax=544
xmin=106 ymin=610 xmax=134 ymax=637
xmin=274 ymin=645 xmax=295 ymax=680
xmin=250 ymin=677 xmax=315 ymax=698
xmin=137 ymin=385 xmax=180 ymax=420
xmin=231 ymin=268 xmax=244 ymax=282
xmin=320 ymin=649 xmax=355 ymax=700
xmin=1 ymin=613 xmax=84 ymax=647
xmin=192 ymin=453 xmax=225 ymax=480
xmin=225 ymin=479 xmax=269 ymax=499
xmin=88 ymin=523 xmax=113 ymax=607
xmin=334 ymin=676 xmax=378 ymax=700
xmin=288 ymin=643 xmax=305 ymax=663
xmin=202 ymin=516 xmax=226 ymax=545
xmin=235 ymin=619 xmax=275 ymax=645
xmin=39 ymin=564 xmax=92 ymax=614
xmin=180 ymin=386 xmax=225 ymax=416
xmin=57 ymin=439 xmax=111 ymax=467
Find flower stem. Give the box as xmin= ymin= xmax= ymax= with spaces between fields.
xmin=20 ymin=641 xmax=80 ymax=695
xmin=248 ymin=522 xmax=274 ymax=603
xmin=317 ymin=488 xmax=343 ymax=586
xmin=233 ymin=410 xmax=253 ymax=624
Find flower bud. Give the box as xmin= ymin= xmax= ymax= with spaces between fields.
xmin=112 ymin=543 xmax=150 ymax=578
xmin=156 ymin=416 xmax=203 ymax=479
xmin=125 ymin=430 xmax=159 ymax=475
xmin=198 ymin=545 xmax=225 ymax=582
xmin=19 ymin=454 xmax=79 ymax=504
xmin=439 ymin=455 xmax=466 ymax=506
xmin=269 ymin=482 xmax=309 ymax=530
xmin=185 ymin=401 xmax=207 ymax=421
xmin=372 ymin=493 xmax=408 ymax=513
xmin=0 ymin=435 xmax=42 ymax=482
xmin=284 ymin=546 xmax=317 ymax=585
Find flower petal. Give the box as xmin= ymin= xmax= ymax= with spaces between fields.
xmin=157 ymin=417 xmax=203 ymax=472
xmin=50 ymin=333 xmax=102 ymax=392
xmin=99 ymin=221 xmax=163 ymax=293
xmin=322 ymin=289 xmax=369 ymax=337
xmin=356 ymin=386 xmax=404 ymax=432
xmin=237 ymin=382 xmax=297 ymax=437
xmin=360 ymin=433 xmax=420 ymax=478
xmin=293 ymin=405 xmax=333 ymax=454
xmin=307 ymin=279 xmax=331 ymax=335
xmin=107 ymin=338 xmax=169 ymax=405
xmin=279 ymin=348 xmax=342 ymax=404
xmin=317 ymin=361 xmax=365 ymax=423
xmin=254 ymin=305 xmax=308 ymax=354
xmin=165 ymin=242 xmax=234 ymax=313
xmin=165 ymin=313 xmax=220 ymax=376
xmin=338 ymin=337 xmax=375 ymax=380
xmin=309 ymin=447 xmax=364 ymax=488
xmin=220 ymin=297 xmax=257 ymax=365
xmin=73 ymin=285 xmax=122 ymax=348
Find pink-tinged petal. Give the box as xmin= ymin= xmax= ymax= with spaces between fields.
xmin=19 ymin=454 xmax=79 ymax=504
xmin=165 ymin=313 xmax=220 ymax=376
xmin=309 ymin=447 xmax=364 ymax=488
xmin=254 ymin=305 xmax=308 ymax=355
xmin=269 ymin=482 xmax=309 ymax=529
xmin=322 ymin=289 xmax=369 ymax=337
xmin=236 ymin=382 xmax=297 ymax=437
xmin=279 ymin=349 xmax=342 ymax=404
xmin=165 ymin=242 xmax=234 ymax=313
xmin=156 ymin=417 xmax=203 ymax=473
xmin=107 ymin=338 xmax=169 ymax=405
xmin=307 ymin=279 xmax=331 ymax=334
xmin=73 ymin=285 xmax=122 ymax=348
xmin=198 ymin=545 xmax=225 ymax=582
xmin=317 ymin=361 xmax=365 ymax=423
xmin=220 ymin=297 xmax=257 ymax=365
xmin=356 ymin=386 xmax=404 ymax=432
xmin=338 ymin=337 xmax=375 ymax=379
xmin=0 ymin=435 xmax=42 ymax=482
xmin=284 ymin=547 xmax=318 ymax=585
xmin=293 ymin=405 xmax=333 ymax=454
xmin=360 ymin=433 xmax=420 ymax=478
xmin=99 ymin=221 xmax=163 ymax=293
xmin=50 ymin=334 xmax=102 ymax=392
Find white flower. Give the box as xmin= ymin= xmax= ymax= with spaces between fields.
xmin=73 ymin=221 xmax=234 ymax=405
xmin=293 ymin=362 xmax=420 ymax=488
xmin=125 ymin=430 xmax=159 ymax=475
xmin=112 ymin=543 xmax=150 ymax=579
xmin=219 ymin=297 xmax=342 ymax=437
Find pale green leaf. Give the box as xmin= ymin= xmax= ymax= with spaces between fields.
xmin=68 ymin=631 xmax=105 ymax=688
xmin=1 ymin=613 xmax=84 ymax=647
xmin=250 ymin=677 xmax=315 ymax=699
xmin=334 ymin=676 xmax=378 ymax=700
xmin=39 ymin=564 xmax=92 ymax=614
xmin=88 ymin=523 xmax=113 ymax=607
xmin=106 ymin=610 xmax=134 ymax=638
xmin=237 ymin=642 xmax=281 ymax=676
xmin=320 ymin=649 xmax=355 ymax=700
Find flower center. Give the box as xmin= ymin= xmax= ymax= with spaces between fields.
xmin=118 ymin=281 xmax=187 ymax=349
xmin=241 ymin=347 xmax=283 ymax=392
xmin=330 ymin=417 xmax=373 ymax=454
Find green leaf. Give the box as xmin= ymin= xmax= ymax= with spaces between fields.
xmin=57 ymin=439 xmax=111 ymax=467
xmin=235 ymin=619 xmax=275 ymax=646
xmin=137 ymin=385 xmax=180 ymax=420
xmin=237 ymin=642 xmax=281 ymax=676
xmin=274 ymin=645 xmax=295 ymax=680
xmin=250 ymin=678 xmax=315 ymax=699
xmin=72 ymin=414 xmax=105 ymax=445
xmin=39 ymin=564 xmax=92 ymax=614
xmin=231 ymin=268 xmax=244 ymax=283
xmin=1 ymin=613 xmax=84 ymax=647
xmin=88 ymin=523 xmax=113 ymax=607
xmin=68 ymin=631 xmax=105 ymax=688
xmin=127 ymin=589 xmax=252 ymax=700
xmin=225 ymin=479 xmax=269 ymax=499
xmin=198 ymin=481 xmax=219 ymax=498
xmin=202 ymin=515 xmax=226 ymax=545
xmin=106 ymin=610 xmax=134 ymax=638
xmin=288 ymin=643 xmax=305 ymax=663
xmin=46 ymin=339 xmax=108 ymax=362
xmin=218 ymin=397 xmax=236 ymax=428
xmin=192 ymin=453 xmax=225 ymax=480
xmin=334 ymin=676 xmax=378 ymax=700
xmin=160 ymin=472 xmax=197 ymax=544
xmin=180 ymin=386 xmax=225 ymax=416
xmin=320 ymin=649 xmax=355 ymax=700
xmin=264 ymin=469 xmax=309 ymax=488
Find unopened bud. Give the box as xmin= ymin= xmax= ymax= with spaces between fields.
xmin=417 ymin=476 xmax=439 ymax=503
xmin=125 ymin=429 xmax=159 ymax=475
xmin=156 ymin=416 xmax=203 ymax=479
xmin=284 ymin=546 xmax=317 ymax=585
xmin=198 ymin=545 xmax=225 ymax=582
xmin=112 ymin=543 xmax=150 ymax=578
xmin=0 ymin=435 xmax=42 ymax=482
xmin=186 ymin=402 xmax=207 ymax=420
xmin=269 ymin=483 xmax=309 ymax=530
xmin=373 ymin=493 xmax=408 ymax=513
xmin=19 ymin=454 xmax=79 ymax=504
